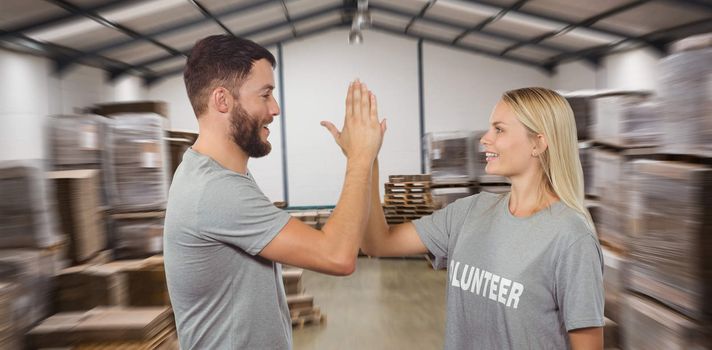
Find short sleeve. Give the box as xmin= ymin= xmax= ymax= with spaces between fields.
xmin=411 ymin=196 xmax=473 ymax=260
xmin=555 ymin=234 xmax=605 ymax=331
xmin=198 ymin=176 xmax=291 ymax=256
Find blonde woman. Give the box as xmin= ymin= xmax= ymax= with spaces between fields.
xmin=345 ymin=88 xmax=604 ymax=349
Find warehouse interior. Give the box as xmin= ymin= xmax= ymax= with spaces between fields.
xmin=0 ymin=0 xmax=711 ymax=348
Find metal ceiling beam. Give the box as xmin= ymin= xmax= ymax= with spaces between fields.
xmin=0 ymin=0 xmax=127 ymax=40
xmin=546 ymin=17 xmax=712 ymax=66
xmin=145 ymin=21 xmax=350 ymax=85
xmin=662 ymin=0 xmax=712 ymax=11
xmin=369 ymin=2 xmax=574 ymax=54
xmin=45 ymin=0 xmax=185 ymax=73
xmin=371 ymin=23 xmax=552 ymax=73
xmin=189 ymin=0 xmax=235 ymax=36
xmin=278 ymin=0 xmax=298 ymax=38
xmin=404 ymin=1 xmax=437 ymax=34
xmin=499 ymin=0 xmax=652 ymax=56
xmin=119 ymin=4 xmax=344 ymax=81
xmin=0 ymin=29 xmax=154 ymax=77
xmin=66 ymin=0 xmax=274 ymax=63
xmin=464 ymin=0 xmax=655 ymax=48
xmin=453 ymin=0 xmax=529 ymax=45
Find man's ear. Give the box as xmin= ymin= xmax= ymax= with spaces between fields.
xmin=212 ymin=87 xmax=232 ymax=114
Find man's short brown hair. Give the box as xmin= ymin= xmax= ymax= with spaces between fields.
xmin=183 ymin=35 xmax=276 ymax=117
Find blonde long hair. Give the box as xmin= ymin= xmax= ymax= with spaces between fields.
xmin=502 ymin=87 xmax=594 ymax=231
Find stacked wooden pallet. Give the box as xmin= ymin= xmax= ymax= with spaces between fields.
xmin=383 ymin=175 xmax=435 ymax=224
xmin=282 ymin=267 xmax=325 ymax=329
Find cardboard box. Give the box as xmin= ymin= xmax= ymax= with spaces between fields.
xmin=48 ymin=169 xmax=107 ymax=263
xmin=26 ymin=306 xmax=175 ymax=349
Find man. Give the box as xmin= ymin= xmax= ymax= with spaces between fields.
xmin=163 ymin=35 xmax=385 ymax=349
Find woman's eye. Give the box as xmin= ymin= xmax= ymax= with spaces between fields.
xmin=495 ymin=127 xmax=503 ymax=133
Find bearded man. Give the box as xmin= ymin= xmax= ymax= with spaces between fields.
xmin=163 ymin=35 xmax=385 ymax=349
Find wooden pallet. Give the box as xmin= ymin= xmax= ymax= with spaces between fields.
xmin=385 ymin=181 xmax=430 ymax=189
xmin=291 ymin=307 xmax=326 ymax=329
xmin=384 ymin=193 xmax=431 ymax=200
xmin=384 ymin=198 xmax=431 ymax=205
xmin=385 ymin=186 xmax=428 ymax=194
xmin=388 ymin=174 xmax=431 ymax=183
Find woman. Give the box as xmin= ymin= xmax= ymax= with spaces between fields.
xmin=361 ymin=87 xmax=603 ymax=349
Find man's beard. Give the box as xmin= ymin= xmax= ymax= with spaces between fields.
xmin=229 ymin=105 xmax=272 ymax=158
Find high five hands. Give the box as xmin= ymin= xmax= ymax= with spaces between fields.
xmin=321 ymin=80 xmax=387 ymax=161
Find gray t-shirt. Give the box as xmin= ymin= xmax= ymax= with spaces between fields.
xmin=164 ymin=148 xmax=292 ymax=349
xmin=413 ymin=192 xmax=604 ymax=350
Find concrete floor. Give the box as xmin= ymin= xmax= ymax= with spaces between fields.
xmin=293 ymin=257 xmax=447 ymax=350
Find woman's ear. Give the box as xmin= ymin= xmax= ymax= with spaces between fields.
xmin=533 ymin=134 xmax=548 ymax=156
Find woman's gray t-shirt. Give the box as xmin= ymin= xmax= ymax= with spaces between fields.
xmin=413 ymin=192 xmax=604 ymax=350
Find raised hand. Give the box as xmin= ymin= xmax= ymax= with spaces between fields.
xmin=321 ymin=80 xmax=387 ymax=161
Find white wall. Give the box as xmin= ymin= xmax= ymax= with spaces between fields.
xmin=283 ymin=29 xmax=421 ymax=206
xmin=424 ymin=42 xmax=552 ymax=133
xmin=552 ymin=61 xmax=598 ymax=92
xmin=0 ymin=50 xmax=53 ymax=161
xmin=107 ymin=75 xmax=147 ymax=102
xmin=599 ymin=47 xmax=662 ymax=91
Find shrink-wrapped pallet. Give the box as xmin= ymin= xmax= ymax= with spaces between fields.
xmin=47 ymin=114 xmax=108 ymax=167
xmin=106 ymin=114 xmax=168 ymax=212
xmin=425 ymin=132 xmax=478 ymax=184
xmin=47 ymin=114 xmax=112 ymax=206
xmin=590 ymin=148 xmax=656 ymax=248
xmin=627 ymin=159 xmax=712 ymax=320
xmin=591 ymin=149 xmax=629 ymax=246
xmin=110 ymin=212 xmax=165 ymax=259
xmin=0 ymin=161 xmax=62 ymax=249
xmin=563 ymin=90 xmax=650 ymax=141
xmin=658 ymin=35 xmax=712 ymax=158
xmin=592 ymin=95 xmax=656 ymax=147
